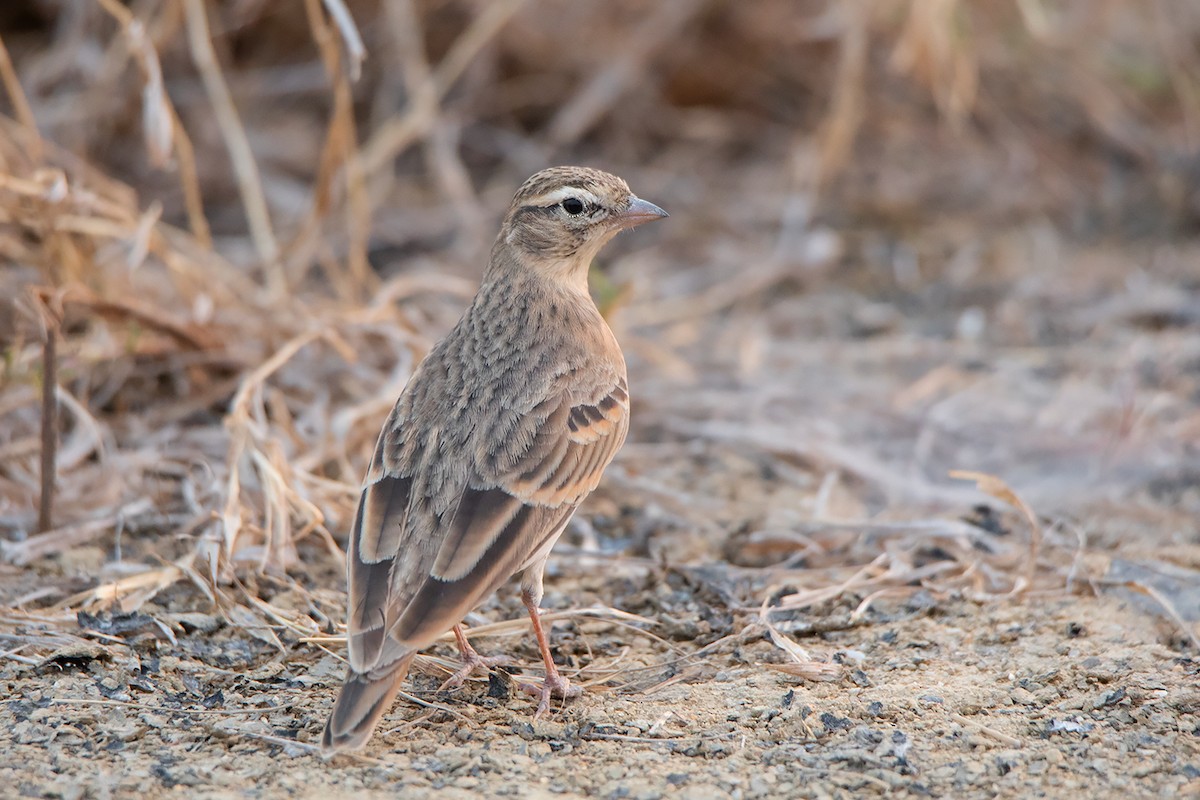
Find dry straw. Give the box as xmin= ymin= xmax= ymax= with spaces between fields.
xmin=2 ymin=0 xmax=1198 ymax=692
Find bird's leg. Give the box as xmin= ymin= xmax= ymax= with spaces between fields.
xmin=519 ymin=587 xmax=582 ymax=718
xmin=439 ymin=624 xmax=510 ymax=690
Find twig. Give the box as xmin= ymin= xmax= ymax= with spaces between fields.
xmin=299 ymin=605 xmax=654 ymax=646
xmin=95 ymin=0 xmax=212 ymax=246
xmin=387 ymin=0 xmax=486 ymax=257
xmin=581 ymin=732 xmax=684 ymax=744
xmin=949 ymin=470 xmax=1043 ymax=595
xmin=1113 ymin=579 xmax=1200 ymax=651
xmin=166 ymin=105 xmax=212 ymax=247
xmin=678 ymin=420 xmax=982 ymax=507
xmin=545 ymin=0 xmax=700 ymax=147
xmin=296 ymin=0 xmax=374 ymax=299
xmin=182 ymin=0 xmax=282 ymax=293
xmin=358 ymin=0 xmax=528 ymax=176
xmin=233 ymin=730 xmax=325 ymax=755
xmin=3 ymin=499 xmax=155 ymax=567
xmin=126 ymin=18 xmax=173 ymax=167
xmin=319 ymin=0 xmax=366 ymax=82
xmin=49 ymin=698 xmax=276 ymax=716
xmin=0 ymin=31 xmax=42 ymax=161
xmin=222 ymin=328 xmax=325 ymax=561
xmin=51 ymin=284 xmax=218 ymax=351
xmin=813 ymin=0 xmax=867 ymax=187
xmin=952 ymin=713 xmax=1022 ymax=747
xmin=428 ymin=0 xmax=527 ymax=98
xmin=393 ymin=689 xmax=472 ymax=724
xmin=0 ymin=645 xmax=39 ymax=665
xmin=37 ymin=306 xmax=59 ymax=533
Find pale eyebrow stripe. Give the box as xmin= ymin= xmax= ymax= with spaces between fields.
xmin=525 ymin=186 xmax=600 ymax=207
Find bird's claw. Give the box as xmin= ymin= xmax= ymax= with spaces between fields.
xmin=440 ymin=652 xmax=512 ymax=691
xmin=520 ymin=672 xmax=582 ymax=718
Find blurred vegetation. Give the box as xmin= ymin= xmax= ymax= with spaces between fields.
xmin=0 ymin=0 xmax=1197 ymax=600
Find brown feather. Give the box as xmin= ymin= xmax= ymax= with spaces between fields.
xmin=346 ymin=473 xmax=413 ymax=669
xmin=321 ymin=655 xmax=414 ymax=753
xmin=321 ymin=166 xmax=663 ymax=752
xmin=432 ymin=487 xmax=524 ymax=581
xmin=394 ymin=498 xmax=575 ymax=645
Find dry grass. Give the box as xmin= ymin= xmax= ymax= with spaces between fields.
xmin=1 ymin=0 xmax=1198 ymax=695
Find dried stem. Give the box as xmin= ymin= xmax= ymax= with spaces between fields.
xmin=319 ymin=0 xmax=367 ymax=82
xmin=37 ymin=319 xmax=57 ymax=534
xmin=167 ymin=104 xmax=213 ymax=248
xmin=0 ymin=31 xmax=41 ymax=161
xmin=358 ymin=0 xmax=528 ymax=175
xmin=182 ymin=0 xmax=282 ymax=293
xmin=298 ymin=0 xmax=374 ymax=298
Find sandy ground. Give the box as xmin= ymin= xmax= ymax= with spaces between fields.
xmin=4 ymin=587 xmax=1198 ymax=799
xmin=2 ymin=520 xmax=1200 ymax=800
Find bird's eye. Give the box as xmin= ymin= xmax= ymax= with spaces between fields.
xmin=561 ymin=197 xmax=585 ymax=215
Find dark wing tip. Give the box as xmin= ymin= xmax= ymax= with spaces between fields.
xmin=321 ymin=656 xmax=414 ymax=754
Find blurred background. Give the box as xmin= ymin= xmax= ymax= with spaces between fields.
xmin=1 ymin=0 xmax=1198 ymax=615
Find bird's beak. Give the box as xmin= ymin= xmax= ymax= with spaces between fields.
xmin=614 ymin=196 xmax=669 ymax=229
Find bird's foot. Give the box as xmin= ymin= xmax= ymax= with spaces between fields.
xmin=520 ymin=671 xmax=582 ymax=718
xmin=440 ymin=651 xmax=512 ymax=691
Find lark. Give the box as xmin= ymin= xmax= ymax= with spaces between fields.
xmin=321 ymin=167 xmax=667 ymax=752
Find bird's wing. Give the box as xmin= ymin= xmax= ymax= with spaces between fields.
xmin=345 ymin=377 xmax=629 ymax=673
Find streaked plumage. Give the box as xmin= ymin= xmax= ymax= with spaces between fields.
xmin=321 ymin=167 xmax=667 ymax=752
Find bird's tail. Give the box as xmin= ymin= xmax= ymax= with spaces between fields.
xmin=321 ymin=654 xmax=415 ymax=753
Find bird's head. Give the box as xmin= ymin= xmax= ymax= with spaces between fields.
xmin=499 ymin=166 xmax=667 ymax=288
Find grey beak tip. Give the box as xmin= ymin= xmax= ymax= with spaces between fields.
xmin=622 ymin=197 xmax=668 ymax=226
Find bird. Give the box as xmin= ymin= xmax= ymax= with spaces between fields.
xmin=321 ymin=166 xmax=667 ymax=753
